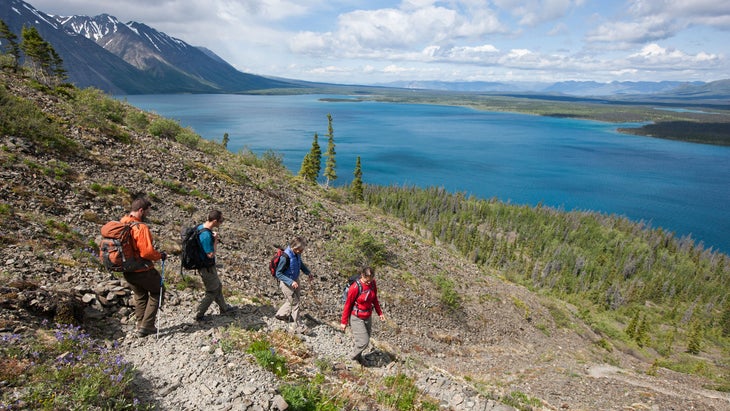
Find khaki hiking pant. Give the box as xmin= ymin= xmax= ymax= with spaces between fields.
xmin=196 ymin=265 xmax=228 ymax=317
xmin=276 ymin=280 xmax=302 ymax=323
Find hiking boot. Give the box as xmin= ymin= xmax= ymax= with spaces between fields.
xmin=135 ymin=327 xmax=156 ymax=338
xmin=275 ymin=314 xmax=292 ymax=322
xmin=222 ymin=305 xmax=238 ymax=316
xmin=194 ymin=314 xmax=208 ymax=322
xmin=294 ymin=324 xmax=310 ymax=335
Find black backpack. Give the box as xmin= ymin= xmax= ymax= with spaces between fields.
xmin=341 ymin=273 xmax=363 ymax=304
xmin=180 ymin=226 xmax=215 ymax=270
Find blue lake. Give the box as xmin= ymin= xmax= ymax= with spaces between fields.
xmin=122 ymin=94 xmax=730 ymax=254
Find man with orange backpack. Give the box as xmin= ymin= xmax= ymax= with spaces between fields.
xmin=119 ymin=196 xmax=167 ymax=338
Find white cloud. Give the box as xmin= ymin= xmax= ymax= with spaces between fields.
xmin=587 ymin=16 xmax=680 ymax=45
xmin=628 ymin=43 xmax=720 ymax=66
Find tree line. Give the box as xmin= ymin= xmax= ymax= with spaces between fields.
xmin=0 ymin=19 xmax=67 ymax=86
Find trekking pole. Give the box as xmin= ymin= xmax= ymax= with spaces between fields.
xmin=157 ymin=259 xmax=165 ymax=341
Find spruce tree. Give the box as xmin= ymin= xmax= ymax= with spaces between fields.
xmin=309 ymin=132 xmax=322 ymax=178
xmin=0 ymin=19 xmax=20 ymax=72
xmin=686 ymin=320 xmax=703 ymax=355
xmin=222 ymin=132 xmax=229 ymax=149
xmin=323 ymin=113 xmax=337 ymax=187
xmin=722 ymin=302 xmax=730 ymax=337
xmin=298 ymin=132 xmax=321 ymax=184
xmin=298 ymin=152 xmax=316 ymax=183
xmin=20 ymin=26 xmax=64 ymax=85
xmin=351 ymin=156 xmax=364 ymax=202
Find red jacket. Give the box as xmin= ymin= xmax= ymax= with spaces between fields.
xmin=341 ymin=279 xmax=382 ymax=324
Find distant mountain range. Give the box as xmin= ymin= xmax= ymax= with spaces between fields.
xmin=2 ymin=0 xmax=729 ymax=100
xmin=380 ymin=79 xmax=730 ymax=100
xmin=1 ymin=0 xmax=298 ymax=94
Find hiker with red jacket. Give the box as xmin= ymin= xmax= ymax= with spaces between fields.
xmin=341 ymin=267 xmax=384 ymax=365
xmin=120 ymin=196 xmax=167 ymax=338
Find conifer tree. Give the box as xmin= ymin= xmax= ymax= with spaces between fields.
xmin=309 ymin=132 xmax=322 ymax=178
xmin=298 ymin=132 xmax=321 ymax=183
xmin=323 ymin=113 xmax=337 ymax=187
xmin=351 ymin=156 xmax=364 ymax=202
xmin=686 ymin=320 xmax=703 ymax=355
xmin=222 ymin=132 xmax=229 ymax=149
xmin=626 ymin=310 xmax=639 ymax=339
xmin=0 ymin=19 xmax=20 ymax=72
xmin=721 ymin=302 xmax=730 ymax=338
xmin=20 ymin=26 xmax=65 ymax=85
xmin=636 ymin=314 xmax=650 ymax=348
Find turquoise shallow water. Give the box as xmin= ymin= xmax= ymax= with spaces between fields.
xmin=123 ymin=94 xmax=730 ymax=254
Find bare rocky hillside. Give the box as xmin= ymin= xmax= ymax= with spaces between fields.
xmin=1 ymin=73 xmax=728 ymax=410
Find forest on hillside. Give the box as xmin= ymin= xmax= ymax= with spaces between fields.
xmin=364 ymin=184 xmax=730 ymax=384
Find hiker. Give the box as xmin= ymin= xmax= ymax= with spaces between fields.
xmin=341 ymin=267 xmax=384 ymax=365
xmin=194 ymin=210 xmax=237 ymax=321
xmin=120 ymin=196 xmax=167 ymax=338
xmin=274 ymin=236 xmax=314 ymax=331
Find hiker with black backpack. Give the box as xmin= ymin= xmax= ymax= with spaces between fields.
xmin=273 ymin=236 xmax=314 ymax=333
xmin=119 ymin=196 xmax=167 ymax=338
xmin=193 ymin=210 xmax=237 ymax=322
xmin=341 ymin=267 xmax=384 ymax=366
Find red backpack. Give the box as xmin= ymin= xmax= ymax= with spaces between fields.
xmin=268 ymin=247 xmax=290 ymax=277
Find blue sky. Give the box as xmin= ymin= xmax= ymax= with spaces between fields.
xmin=27 ymin=0 xmax=730 ymax=84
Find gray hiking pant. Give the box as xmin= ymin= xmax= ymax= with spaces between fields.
xmin=349 ymin=314 xmax=372 ymax=360
xmin=196 ymin=265 xmax=228 ymax=316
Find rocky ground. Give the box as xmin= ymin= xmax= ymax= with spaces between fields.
xmin=1 ymin=72 xmax=728 ymax=410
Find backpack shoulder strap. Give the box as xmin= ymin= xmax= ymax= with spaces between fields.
xmin=355 ymin=279 xmax=363 ymax=298
xmin=279 ymin=252 xmax=290 ymax=270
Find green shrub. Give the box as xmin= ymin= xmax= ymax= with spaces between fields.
xmin=148 ymin=118 xmax=183 ymax=140
xmin=246 ymin=337 xmax=288 ymax=377
xmin=175 ymin=127 xmax=201 ymax=148
xmin=72 ymin=87 xmax=125 ymax=126
xmin=376 ymin=373 xmax=438 ymax=411
xmin=125 ymin=110 xmax=149 ymax=131
xmin=279 ymin=376 xmax=343 ymax=411
xmin=434 ymin=273 xmax=461 ymax=310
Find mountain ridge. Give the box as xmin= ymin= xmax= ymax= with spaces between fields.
xmin=1 ymin=0 xmax=300 ymax=94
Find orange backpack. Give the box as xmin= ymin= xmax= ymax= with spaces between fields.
xmin=99 ymin=221 xmax=150 ymax=272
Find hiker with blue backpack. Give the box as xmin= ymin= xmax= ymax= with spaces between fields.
xmin=273 ymin=236 xmax=314 ymax=333
xmin=341 ymin=267 xmax=384 ymax=366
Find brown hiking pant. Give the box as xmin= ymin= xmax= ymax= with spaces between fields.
xmin=123 ymin=268 xmax=162 ymax=331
